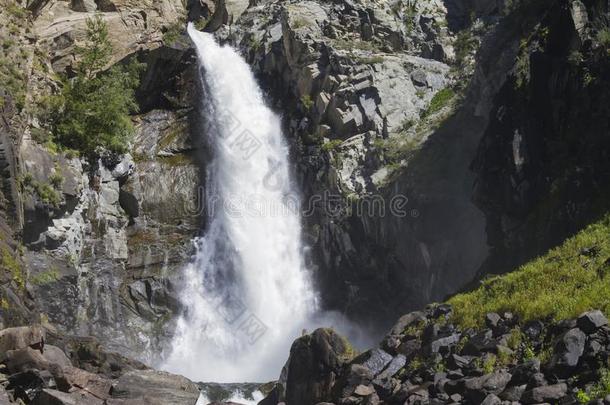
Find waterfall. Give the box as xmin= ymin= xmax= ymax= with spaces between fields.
xmin=162 ymin=24 xmax=318 ymax=382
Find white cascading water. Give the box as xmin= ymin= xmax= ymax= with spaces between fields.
xmin=162 ymin=24 xmax=318 ymax=383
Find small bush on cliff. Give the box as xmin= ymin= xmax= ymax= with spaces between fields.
xmin=422 ymin=88 xmax=455 ymax=118
xmin=1 ymin=247 xmax=24 ymax=291
xmin=52 ymin=14 xmax=143 ymax=159
xmin=449 ymin=214 xmax=610 ymax=329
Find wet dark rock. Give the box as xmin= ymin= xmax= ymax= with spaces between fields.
xmin=526 ymin=372 xmax=547 ymax=389
xmin=522 ymin=320 xmax=544 ymax=341
xmin=284 ymin=329 xmax=354 ymax=405
xmin=404 ymin=385 xmax=429 ymax=405
xmin=462 ymin=330 xmax=494 ymax=356
xmin=388 ymin=312 xmax=426 ymax=337
xmin=480 ymin=393 xmax=501 ymax=405
xmin=521 ymin=383 xmax=568 ymax=404
xmin=422 ymin=324 xmax=441 ymax=344
xmin=448 ymin=354 xmax=471 ymax=370
xmin=485 ymin=313 xmax=502 ymax=329
xmin=426 ymin=334 xmax=461 ymax=355
xmin=578 ymin=310 xmax=609 ymax=334
xmin=397 ymin=339 xmax=421 ymax=359
xmin=7 ymin=369 xmax=52 ymax=399
xmin=353 ymin=349 xmax=393 ymax=377
xmin=550 ymin=328 xmax=586 ymax=376
xmin=446 ymin=369 xmax=465 ymax=380
xmin=446 ymin=370 xmax=512 ymax=403
xmin=432 ymin=304 xmax=453 ymax=318
xmin=333 ymin=364 xmax=373 ymax=398
xmin=510 ymin=359 xmax=540 ymax=385
xmin=499 ymin=384 xmax=526 ymax=402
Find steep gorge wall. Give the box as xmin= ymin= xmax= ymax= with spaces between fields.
xmin=0 ymin=0 xmax=205 ymax=362
xmin=224 ymin=0 xmax=610 ymax=332
xmin=472 ymin=0 xmax=610 ymax=277
xmin=220 ymin=0 xmax=508 ymax=330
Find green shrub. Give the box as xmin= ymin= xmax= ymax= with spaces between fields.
xmin=291 ymin=17 xmax=310 ymax=29
xmin=18 ymin=172 xmax=62 ymax=207
xmin=163 ymin=17 xmax=187 ymax=45
xmin=321 ymin=139 xmax=343 ymax=152
xmin=357 ymin=56 xmax=385 ymax=65
xmin=597 ymin=28 xmax=610 ymax=48
xmin=300 ymin=95 xmax=314 ymax=111
xmin=515 ymin=39 xmax=531 ymax=89
xmin=594 ymin=15 xmax=610 ymax=49
xmin=2 ymin=247 xmax=24 ymax=290
xmin=482 ymin=354 xmax=497 ymax=374
xmin=49 ymin=169 xmax=64 ymax=189
xmin=34 ymin=182 xmax=61 ymax=206
xmin=30 ymin=269 xmax=60 ymax=285
xmin=506 ymin=328 xmax=523 ymax=350
xmin=6 ymin=3 xmax=29 ymax=19
xmin=576 ymin=389 xmax=591 ymax=404
xmin=454 ymin=30 xmax=478 ymax=67
xmin=422 ymin=88 xmax=455 ymax=118
xmin=449 ymin=214 xmax=610 ymax=329
xmin=52 ymin=14 xmax=143 ymax=159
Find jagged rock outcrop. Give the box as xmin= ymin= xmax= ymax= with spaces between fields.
xmin=0 ymin=325 xmax=201 ymax=404
xmin=264 ymin=308 xmax=610 ymax=405
xmin=32 ymin=0 xmax=186 ymax=73
xmin=263 ymin=328 xmax=356 ymax=405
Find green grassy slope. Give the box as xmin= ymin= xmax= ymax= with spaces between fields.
xmin=449 ymin=215 xmax=610 ymax=329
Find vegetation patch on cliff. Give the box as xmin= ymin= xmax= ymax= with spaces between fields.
xmin=449 ymin=214 xmax=610 ymax=329
xmin=0 ymin=1 xmax=31 ymax=110
xmin=50 ymin=14 xmax=143 ymax=159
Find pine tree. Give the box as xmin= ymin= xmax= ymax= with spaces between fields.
xmin=53 ymin=14 xmax=144 ymax=158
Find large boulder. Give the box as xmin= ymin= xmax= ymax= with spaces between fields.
xmin=282 ymin=328 xmax=355 ymax=405
xmin=32 ymin=388 xmax=104 ymax=405
xmin=111 ymin=370 xmax=200 ymax=405
xmin=549 ymin=328 xmax=586 ymax=377
xmin=521 ymin=383 xmax=568 ymax=404
xmin=445 ymin=370 xmax=512 ymax=403
xmin=0 ymin=325 xmax=45 ymax=359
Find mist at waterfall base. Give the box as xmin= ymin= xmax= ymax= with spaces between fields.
xmin=161 ymin=25 xmax=372 ymax=384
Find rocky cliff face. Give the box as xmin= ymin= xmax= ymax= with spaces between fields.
xmin=209 ymin=0 xmax=511 ymax=330
xmin=0 ymin=0 xmax=203 ymax=363
xmin=218 ymin=0 xmax=610 ymax=333
xmin=471 ymin=0 xmax=610 ymax=277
